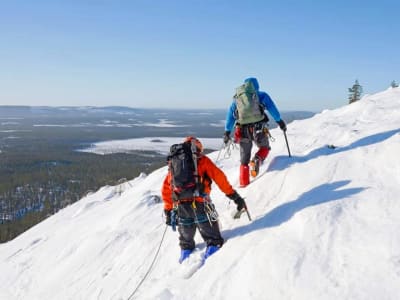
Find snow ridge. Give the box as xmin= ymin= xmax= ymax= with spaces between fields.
xmin=1 ymin=88 xmax=400 ymax=300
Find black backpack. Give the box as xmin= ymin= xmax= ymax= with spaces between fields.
xmin=167 ymin=141 xmax=199 ymax=200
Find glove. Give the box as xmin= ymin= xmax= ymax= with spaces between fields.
xmin=277 ymin=120 xmax=287 ymax=132
xmin=227 ymin=191 xmax=246 ymax=212
xmin=164 ymin=209 xmax=172 ymax=225
xmin=223 ymin=131 xmax=231 ymax=145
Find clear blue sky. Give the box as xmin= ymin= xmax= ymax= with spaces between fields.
xmin=1 ymin=0 xmax=399 ymax=111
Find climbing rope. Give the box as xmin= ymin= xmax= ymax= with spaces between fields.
xmin=127 ymin=225 xmax=168 ymax=300
xmin=216 ymin=139 xmax=237 ymax=163
xmin=224 ymin=140 xmax=236 ymax=158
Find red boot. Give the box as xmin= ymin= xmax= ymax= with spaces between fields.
xmin=239 ymin=164 xmax=250 ymax=187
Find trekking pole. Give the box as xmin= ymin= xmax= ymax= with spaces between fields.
xmin=283 ymin=131 xmax=292 ymax=157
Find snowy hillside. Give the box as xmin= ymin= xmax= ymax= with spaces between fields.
xmin=1 ymin=87 xmax=400 ymax=300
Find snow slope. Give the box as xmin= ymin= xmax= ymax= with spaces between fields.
xmin=1 ymin=87 xmax=400 ymax=300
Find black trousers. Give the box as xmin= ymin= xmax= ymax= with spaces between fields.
xmin=239 ymin=122 xmax=270 ymax=165
xmin=177 ymin=201 xmax=224 ymax=250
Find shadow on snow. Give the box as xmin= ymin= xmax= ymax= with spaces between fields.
xmin=223 ymin=180 xmax=365 ymax=239
xmin=268 ymin=128 xmax=400 ymax=172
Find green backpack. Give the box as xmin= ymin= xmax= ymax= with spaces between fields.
xmin=234 ymin=81 xmax=265 ymax=125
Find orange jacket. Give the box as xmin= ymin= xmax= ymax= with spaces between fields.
xmin=161 ymin=154 xmax=235 ymax=210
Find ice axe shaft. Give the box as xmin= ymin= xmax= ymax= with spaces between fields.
xmin=283 ymin=131 xmax=291 ymax=157
xmin=245 ymin=208 xmax=252 ymax=221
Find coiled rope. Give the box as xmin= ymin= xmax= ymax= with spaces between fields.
xmin=216 ymin=139 xmax=237 ymax=163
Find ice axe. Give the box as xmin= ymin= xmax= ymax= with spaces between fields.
xmin=233 ymin=204 xmax=252 ymax=221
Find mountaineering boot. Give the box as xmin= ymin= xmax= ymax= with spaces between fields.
xmin=179 ymin=249 xmax=192 ymax=264
xmin=250 ymin=148 xmax=269 ymax=177
xmin=203 ymin=245 xmax=220 ymax=261
xmin=250 ymin=157 xmax=260 ymax=178
xmin=239 ymin=164 xmax=250 ymax=187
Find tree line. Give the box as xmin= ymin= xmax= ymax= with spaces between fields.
xmin=0 ymin=149 xmax=165 ymax=242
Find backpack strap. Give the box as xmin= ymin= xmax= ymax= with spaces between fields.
xmin=190 ymin=139 xmax=200 ymax=197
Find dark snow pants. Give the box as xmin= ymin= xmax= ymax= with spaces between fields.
xmin=177 ymin=201 xmax=224 ymax=250
xmin=238 ymin=122 xmax=270 ymax=165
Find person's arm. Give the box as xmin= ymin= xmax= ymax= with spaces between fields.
xmin=201 ymin=156 xmax=235 ymax=196
xmin=225 ymin=101 xmax=237 ymax=133
xmin=161 ymin=173 xmax=173 ymax=211
xmin=259 ymin=92 xmax=287 ymax=131
xmin=259 ymin=92 xmax=282 ymax=122
xmin=200 ymin=156 xmax=246 ymax=212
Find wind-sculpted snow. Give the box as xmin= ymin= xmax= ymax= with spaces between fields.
xmin=1 ymin=87 xmax=400 ymax=299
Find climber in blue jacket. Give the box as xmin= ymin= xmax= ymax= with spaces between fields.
xmin=224 ymin=77 xmax=287 ymax=187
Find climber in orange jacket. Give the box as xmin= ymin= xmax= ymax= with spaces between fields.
xmin=161 ymin=136 xmax=246 ymax=263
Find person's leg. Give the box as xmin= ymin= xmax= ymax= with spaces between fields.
xmin=250 ymin=125 xmax=270 ymax=177
xmin=239 ymin=126 xmax=252 ymax=187
xmin=178 ymin=224 xmax=196 ymax=250
xmin=177 ymin=203 xmax=196 ymax=262
xmin=193 ymin=203 xmax=224 ymax=246
xmin=254 ymin=123 xmax=270 ymax=160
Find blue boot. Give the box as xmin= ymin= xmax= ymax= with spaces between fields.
xmin=203 ymin=245 xmax=220 ymax=261
xmin=179 ymin=249 xmax=192 ymax=264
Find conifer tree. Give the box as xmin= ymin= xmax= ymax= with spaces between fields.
xmin=348 ymin=80 xmax=363 ymax=104
xmin=391 ymin=80 xmax=398 ymax=88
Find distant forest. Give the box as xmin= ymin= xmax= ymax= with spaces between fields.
xmin=0 ymin=144 xmax=166 ymax=242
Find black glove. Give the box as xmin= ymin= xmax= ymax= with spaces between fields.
xmin=277 ymin=120 xmax=287 ymax=132
xmin=227 ymin=191 xmax=246 ymax=212
xmin=223 ymin=131 xmax=231 ymax=145
xmin=164 ymin=209 xmax=172 ymax=225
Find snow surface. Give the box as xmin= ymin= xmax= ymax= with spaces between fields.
xmin=1 ymin=87 xmax=400 ymax=300
xmin=79 ymin=137 xmax=223 ymax=155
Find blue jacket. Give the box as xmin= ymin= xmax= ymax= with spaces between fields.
xmin=225 ymin=77 xmax=282 ymax=132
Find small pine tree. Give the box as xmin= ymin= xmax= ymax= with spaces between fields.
xmin=348 ymin=80 xmax=363 ymax=104
xmin=391 ymin=80 xmax=399 ymax=88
